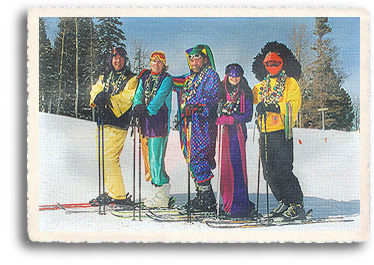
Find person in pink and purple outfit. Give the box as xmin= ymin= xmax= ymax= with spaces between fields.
xmin=216 ymin=63 xmax=256 ymax=218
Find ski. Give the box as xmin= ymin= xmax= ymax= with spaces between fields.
xmin=111 ymin=208 xmax=179 ymax=219
xmin=203 ymin=216 xmax=354 ymax=229
xmin=39 ymin=202 xmax=93 ymax=211
xmin=146 ymin=209 xmax=217 ymax=222
xmin=203 ymin=210 xmax=355 ymax=229
xmin=40 ymin=196 xmax=177 ymax=212
xmin=57 ymin=202 xmax=131 ymax=214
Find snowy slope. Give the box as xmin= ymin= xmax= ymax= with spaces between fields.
xmin=36 ymin=112 xmax=361 ymax=239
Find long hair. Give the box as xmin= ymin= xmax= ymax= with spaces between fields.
xmin=252 ymin=41 xmax=301 ymax=81
xmin=221 ymin=75 xmax=253 ymax=101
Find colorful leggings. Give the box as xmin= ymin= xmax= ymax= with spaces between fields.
xmin=141 ymin=136 xmax=170 ymax=186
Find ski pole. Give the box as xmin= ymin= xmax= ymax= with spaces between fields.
xmin=216 ymin=123 xmax=222 ymax=217
xmin=187 ymin=121 xmax=192 ymax=223
xmin=256 ymin=114 xmax=262 ymax=223
xmin=215 ymin=102 xmax=222 ymax=217
xmin=97 ymin=113 xmax=102 ymax=215
xmin=98 ymin=114 xmax=106 ymax=215
xmin=252 ymin=112 xmax=258 ymax=143
xmin=263 ymin=112 xmax=270 ymax=223
xmin=138 ymin=119 xmax=142 ymax=221
xmin=131 ymin=117 xmax=136 ymax=221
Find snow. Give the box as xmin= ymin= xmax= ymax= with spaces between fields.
xmin=34 ymin=112 xmax=362 ymax=242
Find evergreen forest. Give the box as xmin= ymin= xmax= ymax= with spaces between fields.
xmin=39 ymin=17 xmax=358 ymax=131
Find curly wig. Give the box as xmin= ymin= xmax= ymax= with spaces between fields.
xmin=252 ymin=41 xmax=301 ymax=81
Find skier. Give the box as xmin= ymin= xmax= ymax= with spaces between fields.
xmin=216 ymin=63 xmax=256 ymax=217
xmin=252 ymin=41 xmax=305 ymax=220
xmin=89 ymin=47 xmax=138 ymax=206
xmin=173 ymin=44 xmax=220 ymax=212
xmin=132 ymin=51 xmax=173 ymax=208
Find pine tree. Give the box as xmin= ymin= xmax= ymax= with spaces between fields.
xmin=53 ymin=17 xmax=78 ymax=117
xmin=325 ymin=88 xmax=355 ymax=131
xmin=41 ymin=17 xmax=129 ymax=120
xmin=76 ymin=17 xmax=101 ymax=120
xmin=39 ymin=18 xmax=55 ymax=113
xmin=96 ymin=17 xmax=128 ymax=75
xmin=307 ymin=17 xmax=354 ymax=130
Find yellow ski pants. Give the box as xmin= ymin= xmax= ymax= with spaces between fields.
xmin=96 ymin=125 xmax=128 ymax=200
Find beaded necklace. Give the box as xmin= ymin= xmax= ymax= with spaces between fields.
xmin=144 ymin=74 xmax=161 ymax=106
xmin=222 ymin=84 xmax=241 ymax=115
xmin=103 ymin=71 xmax=127 ymax=95
xmin=259 ymin=70 xmax=287 ymax=104
xmin=181 ymin=66 xmax=212 ymax=103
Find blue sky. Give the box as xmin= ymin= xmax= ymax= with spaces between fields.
xmin=45 ymin=17 xmax=360 ymax=99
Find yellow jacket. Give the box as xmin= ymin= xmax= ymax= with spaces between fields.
xmin=253 ymin=77 xmax=301 ymax=133
xmin=90 ymin=74 xmax=138 ymax=118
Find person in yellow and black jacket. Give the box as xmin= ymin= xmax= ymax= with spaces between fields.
xmin=252 ymin=41 xmax=305 ymax=220
xmin=89 ymin=47 xmax=138 ymax=206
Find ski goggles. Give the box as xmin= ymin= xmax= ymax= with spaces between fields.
xmin=111 ymin=47 xmax=127 ymax=57
xmin=188 ymin=53 xmax=203 ymax=60
xmin=150 ymin=51 xmax=166 ymax=64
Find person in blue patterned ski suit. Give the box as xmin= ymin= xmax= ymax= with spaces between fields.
xmin=173 ymin=44 xmax=220 ymax=212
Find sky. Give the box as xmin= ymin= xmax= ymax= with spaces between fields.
xmin=44 ymin=16 xmax=360 ymax=99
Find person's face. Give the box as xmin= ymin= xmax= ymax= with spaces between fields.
xmin=112 ymin=54 xmax=125 ymax=71
xmin=150 ymin=57 xmax=164 ymax=74
xmin=190 ymin=54 xmax=207 ymax=73
xmin=228 ymin=76 xmax=241 ymax=86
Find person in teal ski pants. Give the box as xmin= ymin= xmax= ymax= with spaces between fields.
xmin=132 ymin=51 xmax=173 ymax=208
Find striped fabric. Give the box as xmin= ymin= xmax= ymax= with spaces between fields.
xmin=285 ymin=102 xmax=293 ymax=140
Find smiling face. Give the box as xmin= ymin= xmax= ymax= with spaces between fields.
xmin=150 ymin=57 xmax=164 ymax=74
xmin=228 ymin=76 xmax=241 ymax=86
xmin=189 ymin=54 xmax=207 ymax=73
xmin=112 ymin=54 xmax=125 ymax=71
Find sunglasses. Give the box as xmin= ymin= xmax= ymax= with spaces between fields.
xmin=150 ymin=52 xmax=166 ymax=61
xmin=189 ymin=54 xmax=203 ymax=60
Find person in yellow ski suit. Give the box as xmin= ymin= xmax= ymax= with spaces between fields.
xmin=89 ymin=47 xmax=138 ymax=206
xmin=252 ymin=41 xmax=305 ymax=220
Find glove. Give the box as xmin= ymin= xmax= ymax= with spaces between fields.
xmin=182 ymin=104 xmax=204 ymax=121
xmin=256 ymin=102 xmax=267 ymax=115
xmin=256 ymin=102 xmax=281 ymax=115
xmin=216 ymin=116 xmax=235 ymax=125
xmin=94 ymin=91 xmax=111 ymax=107
xmin=266 ymin=103 xmax=281 ymax=114
xmin=132 ymin=104 xmax=148 ymax=118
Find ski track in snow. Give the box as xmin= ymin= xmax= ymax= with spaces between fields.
xmin=37 ymin=113 xmax=361 ymax=233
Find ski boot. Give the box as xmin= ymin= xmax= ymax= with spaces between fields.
xmin=183 ymin=181 xmax=216 ymax=213
xmin=263 ymin=200 xmax=289 ymax=218
xmin=113 ymin=193 xmax=134 ymax=207
xmin=144 ymin=183 xmax=171 ymax=209
xmin=89 ymin=192 xmax=133 ymax=207
xmin=282 ymin=203 xmax=306 ymax=221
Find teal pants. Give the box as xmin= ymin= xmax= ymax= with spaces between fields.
xmin=148 ymin=136 xmax=170 ymax=186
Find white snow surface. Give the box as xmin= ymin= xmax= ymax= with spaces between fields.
xmin=36 ymin=112 xmax=361 ymax=240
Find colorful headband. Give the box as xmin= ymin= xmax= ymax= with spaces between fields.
xmin=150 ymin=51 xmax=166 ymax=64
xmin=225 ymin=64 xmax=244 ymax=77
